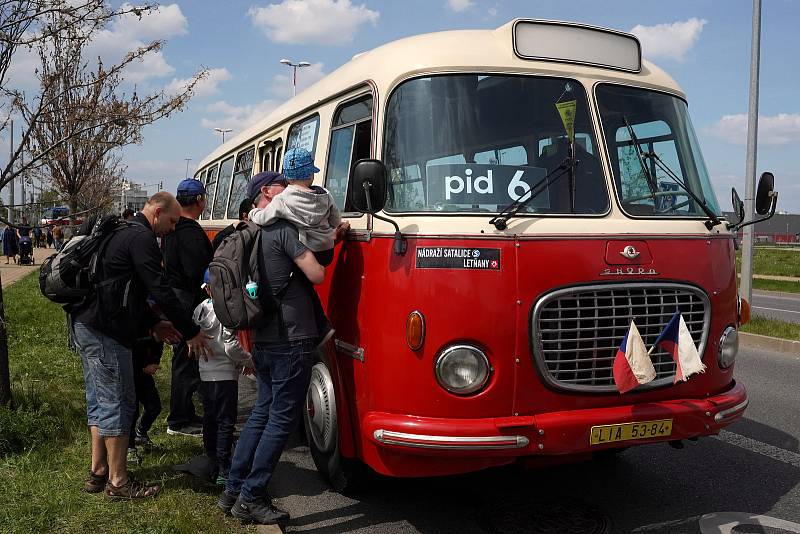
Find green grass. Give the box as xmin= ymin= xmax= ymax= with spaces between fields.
xmin=0 ymin=273 xmax=255 ymax=533
xmin=736 ymin=246 xmax=800 ymax=277
xmin=741 ymin=316 xmax=800 ymax=341
xmin=752 ymin=278 xmax=800 ymax=294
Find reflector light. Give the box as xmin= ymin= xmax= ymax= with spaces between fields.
xmin=406 ymin=311 xmax=425 ymax=350
xmin=738 ymin=297 xmax=751 ymax=326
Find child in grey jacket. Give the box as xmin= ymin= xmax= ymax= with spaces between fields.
xmin=193 ymin=270 xmax=252 ymax=484
xmin=249 ymin=147 xmax=341 ymax=345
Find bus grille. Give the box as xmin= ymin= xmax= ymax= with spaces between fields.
xmin=531 ymin=283 xmax=710 ymax=392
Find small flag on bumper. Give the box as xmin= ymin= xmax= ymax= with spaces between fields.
xmin=613 ymin=321 xmax=656 ymax=394
xmin=654 ymin=311 xmax=706 ymax=383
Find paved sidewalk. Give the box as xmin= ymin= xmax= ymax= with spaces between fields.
xmin=0 ymin=245 xmax=54 ymax=288
xmin=753 ymin=274 xmax=800 ymax=282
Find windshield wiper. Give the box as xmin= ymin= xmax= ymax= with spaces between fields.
xmin=490 ymin=156 xmax=579 ymax=230
xmin=643 ymin=151 xmax=722 ymax=230
xmin=622 ymin=116 xmax=658 ymax=204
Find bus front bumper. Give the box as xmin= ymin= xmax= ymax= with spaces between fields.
xmin=361 ymin=381 xmax=746 ymax=477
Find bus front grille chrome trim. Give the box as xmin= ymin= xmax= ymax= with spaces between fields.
xmin=373 ymin=429 xmax=530 ymax=450
xmin=532 ymin=283 xmax=710 ymax=393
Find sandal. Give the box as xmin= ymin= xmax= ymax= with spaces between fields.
xmin=84 ymin=470 xmax=109 ymax=493
xmin=105 ymin=476 xmax=160 ymax=499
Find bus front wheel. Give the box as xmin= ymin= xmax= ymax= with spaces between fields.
xmin=304 ymin=360 xmax=366 ymax=493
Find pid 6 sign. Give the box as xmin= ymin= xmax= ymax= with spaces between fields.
xmin=426 ymin=163 xmax=550 ymax=209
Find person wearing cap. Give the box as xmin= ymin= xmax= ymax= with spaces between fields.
xmin=248 ymin=147 xmax=348 ymax=345
xmin=218 ymin=168 xmax=327 ymax=525
xmin=211 ymin=198 xmax=254 ymax=252
xmin=191 ymin=269 xmax=252 ymax=485
xmin=163 ymin=178 xmax=215 ymax=437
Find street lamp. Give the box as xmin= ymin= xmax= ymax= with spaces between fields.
xmin=213 ymin=127 xmax=232 ymax=144
xmin=279 ymin=59 xmax=311 ymax=97
xmin=185 ymin=158 xmax=192 ymax=179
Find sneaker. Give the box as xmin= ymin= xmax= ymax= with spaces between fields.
xmin=135 ymin=429 xmax=155 ymax=450
xmin=166 ymin=424 xmax=203 ymax=437
xmin=217 ymin=490 xmax=238 ymax=515
xmin=231 ymin=496 xmax=290 ymax=525
xmin=127 ymin=447 xmax=142 ymax=465
xmin=105 ymin=476 xmax=160 ymax=499
xmin=216 ymin=468 xmax=229 ymax=487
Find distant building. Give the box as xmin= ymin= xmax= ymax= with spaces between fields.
xmin=112 ymin=180 xmax=148 ymax=215
xmin=725 ymin=211 xmax=800 ymax=244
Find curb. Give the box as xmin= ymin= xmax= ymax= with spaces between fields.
xmin=740 ymin=332 xmax=800 ymax=354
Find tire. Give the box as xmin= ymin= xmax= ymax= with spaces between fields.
xmin=303 ymin=360 xmax=367 ymax=493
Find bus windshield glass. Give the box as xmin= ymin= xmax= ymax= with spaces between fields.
xmin=383 ymin=74 xmax=609 ymax=214
xmin=595 ymin=84 xmax=721 ymax=218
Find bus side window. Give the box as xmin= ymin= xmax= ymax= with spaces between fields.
xmin=213 ymin=156 xmax=234 ymax=219
xmin=202 ymin=164 xmax=219 ymax=220
xmin=325 ymin=94 xmax=373 ymax=212
xmin=227 ymin=146 xmax=255 ymax=219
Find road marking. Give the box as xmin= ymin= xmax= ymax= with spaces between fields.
xmin=752 ymin=305 xmax=800 ymax=315
xmin=713 ymin=430 xmax=800 ymax=468
xmin=699 ymin=512 xmax=800 ymax=533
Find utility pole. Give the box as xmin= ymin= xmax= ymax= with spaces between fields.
xmin=739 ymin=0 xmax=762 ymax=305
xmin=185 ymin=158 xmax=192 ymax=179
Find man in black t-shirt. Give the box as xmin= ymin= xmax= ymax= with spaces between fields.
xmin=219 ymin=171 xmax=324 ymax=525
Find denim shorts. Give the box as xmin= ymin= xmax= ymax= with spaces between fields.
xmin=72 ymin=322 xmax=135 ymax=437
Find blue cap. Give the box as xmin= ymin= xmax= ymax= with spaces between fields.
xmin=246 ymin=171 xmax=287 ymax=202
xmin=177 ymin=179 xmax=206 ymax=196
xmin=282 ymin=147 xmax=320 ymax=180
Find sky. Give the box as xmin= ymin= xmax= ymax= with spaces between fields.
xmin=5 ymin=0 xmax=800 ymax=212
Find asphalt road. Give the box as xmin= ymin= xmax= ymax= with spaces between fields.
xmin=261 ymin=347 xmax=800 ymax=533
xmin=752 ymin=289 xmax=800 ymax=324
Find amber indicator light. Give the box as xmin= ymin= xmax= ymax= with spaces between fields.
xmin=406 ymin=311 xmax=425 ymax=351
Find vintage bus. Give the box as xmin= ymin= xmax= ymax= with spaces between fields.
xmin=195 ymin=19 xmax=776 ymax=491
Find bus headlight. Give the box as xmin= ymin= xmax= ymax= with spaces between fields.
xmin=435 ymin=345 xmax=490 ymax=395
xmin=718 ymin=326 xmax=739 ymax=369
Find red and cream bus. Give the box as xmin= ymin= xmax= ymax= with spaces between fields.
xmin=195 ymin=19 xmax=776 ymax=491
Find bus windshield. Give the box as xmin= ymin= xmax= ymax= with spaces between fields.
xmin=595 ymin=84 xmax=721 ymax=218
xmin=383 ymin=74 xmax=609 ymax=214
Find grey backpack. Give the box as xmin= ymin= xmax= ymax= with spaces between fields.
xmin=208 ymin=221 xmax=280 ymax=330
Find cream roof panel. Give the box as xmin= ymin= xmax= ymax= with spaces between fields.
xmin=197 ymin=19 xmax=684 ymax=169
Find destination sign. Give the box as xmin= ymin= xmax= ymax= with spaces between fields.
xmin=415 ymin=247 xmax=501 ymax=270
xmin=426 ymin=163 xmax=550 ymax=208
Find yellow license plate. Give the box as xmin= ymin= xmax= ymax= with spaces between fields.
xmin=589 ymin=419 xmax=673 ymax=445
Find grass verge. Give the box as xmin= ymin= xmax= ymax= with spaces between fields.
xmin=736 ymin=247 xmax=800 ymax=278
xmin=741 ymin=316 xmax=800 ymax=341
xmin=0 ymin=273 xmax=254 ymax=533
xmin=751 ymin=278 xmax=800 ymax=294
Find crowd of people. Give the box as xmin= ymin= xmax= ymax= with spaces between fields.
xmin=1 ymin=216 xmax=68 ymax=265
xmin=69 ymin=147 xmax=348 ymax=526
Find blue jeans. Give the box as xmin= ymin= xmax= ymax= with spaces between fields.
xmin=72 ymin=322 xmax=135 ymax=437
xmin=226 ymin=338 xmax=315 ymax=502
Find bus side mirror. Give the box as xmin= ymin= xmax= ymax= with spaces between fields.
xmin=350 ymin=159 xmax=388 ymax=214
xmin=730 ymin=187 xmax=744 ymax=226
xmin=755 ymin=172 xmax=775 ymax=215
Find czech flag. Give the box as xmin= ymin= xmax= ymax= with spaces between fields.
xmin=613 ymin=321 xmax=656 ymax=394
xmin=654 ymin=311 xmax=706 ymax=383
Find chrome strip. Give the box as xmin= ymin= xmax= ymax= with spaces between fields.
xmin=373 ymin=429 xmax=530 ymax=450
xmin=531 ymin=282 xmax=711 ymax=393
xmin=334 ymin=339 xmax=365 ymax=362
xmin=714 ymin=399 xmax=749 ymax=423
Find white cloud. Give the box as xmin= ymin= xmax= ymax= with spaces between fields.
xmin=86 ymin=3 xmax=188 ymax=83
xmin=487 ymin=6 xmax=498 ymax=17
xmin=200 ymin=99 xmax=280 ymax=131
xmin=629 ymin=18 xmax=707 ymax=61
xmin=446 ymin=0 xmax=474 ymax=12
xmin=248 ymin=0 xmax=379 ymax=45
xmin=165 ymin=68 xmax=232 ymax=98
xmin=707 ymin=113 xmax=800 ymax=146
xmin=271 ymin=62 xmax=327 ymax=99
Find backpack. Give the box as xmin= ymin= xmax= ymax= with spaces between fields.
xmin=39 ymin=215 xmax=130 ymax=305
xmin=208 ymin=221 xmax=283 ymax=330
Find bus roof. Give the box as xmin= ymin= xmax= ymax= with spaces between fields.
xmin=197 ymin=19 xmax=682 ymax=170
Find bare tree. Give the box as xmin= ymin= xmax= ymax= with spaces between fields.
xmin=0 ymin=1 xmax=206 ymax=407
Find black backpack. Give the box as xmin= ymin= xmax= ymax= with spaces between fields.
xmin=39 ymin=215 xmax=130 ymax=305
xmin=208 ymin=221 xmax=287 ymax=330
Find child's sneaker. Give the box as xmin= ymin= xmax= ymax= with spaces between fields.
xmin=216 ymin=468 xmax=229 ymax=486
xmin=135 ymin=429 xmax=155 ymax=450
xmin=127 ymin=447 xmax=142 ymax=465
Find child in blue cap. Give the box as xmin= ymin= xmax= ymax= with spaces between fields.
xmin=193 ymin=268 xmax=252 ymax=485
xmin=249 ymin=146 xmax=341 ymax=344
